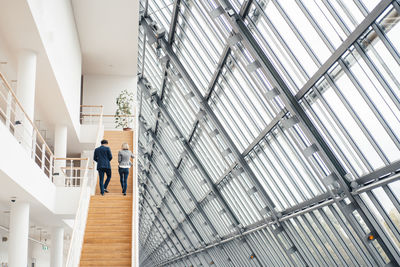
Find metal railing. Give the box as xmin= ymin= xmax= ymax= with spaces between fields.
xmin=53 ymin=158 xmax=94 ymax=187
xmin=81 ymin=105 xmax=134 ymax=130
xmin=0 ymin=72 xmax=54 ymax=179
xmin=80 ymin=105 xmax=104 ymax=125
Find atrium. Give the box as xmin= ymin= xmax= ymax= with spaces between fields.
xmin=0 ymin=0 xmax=400 ymax=266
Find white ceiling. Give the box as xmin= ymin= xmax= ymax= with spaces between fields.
xmin=72 ymin=0 xmax=139 ymax=76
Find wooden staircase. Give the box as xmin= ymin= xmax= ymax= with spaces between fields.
xmin=80 ymin=130 xmax=134 ymax=267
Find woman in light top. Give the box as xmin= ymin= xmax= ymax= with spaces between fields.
xmin=118 ymin=143 xmax=134 ymax=196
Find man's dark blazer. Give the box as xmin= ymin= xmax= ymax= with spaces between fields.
xmin=94 ymin=145 xmax=113 ymax=170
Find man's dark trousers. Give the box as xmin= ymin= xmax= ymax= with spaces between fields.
xmin=94 ymin=144 xmax=113 ymax=195
xmin=98 ymin=168 xmax=111 ymax=194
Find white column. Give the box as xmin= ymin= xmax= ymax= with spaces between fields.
xmin=16 ymin=50 xmax=37 ymax=120
xmin=54 ymin=125 xmax=68 ymax=186
xmin=50 ymin=227 xmax=64 ymax=267
xmin=15 ymin=50 xmax=37 ymax=151
xmin=8 ymin=201 xmax=30 ymax=267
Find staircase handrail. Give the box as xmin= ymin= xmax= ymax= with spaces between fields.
xmin=65 ymin=106 xmax=104 ymax=266
xmin=65 ymin=158 xmax=91 ymax=267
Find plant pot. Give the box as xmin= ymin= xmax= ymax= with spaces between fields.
xmin=123 ymin=127 xmax=132 ymax=131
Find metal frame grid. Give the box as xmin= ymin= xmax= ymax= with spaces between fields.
xmin=137 ymin=0 xmax=400 ymax=266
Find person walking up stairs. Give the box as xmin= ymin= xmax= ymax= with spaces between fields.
xmin=80 ymin=130 xmax=134 ymax=267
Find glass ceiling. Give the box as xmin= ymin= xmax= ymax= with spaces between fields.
xmin=137 ymin=0 xmax=400 ymax=266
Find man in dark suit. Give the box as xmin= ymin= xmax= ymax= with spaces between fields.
xmin=94 ymin=139 xmax=113 ymax=195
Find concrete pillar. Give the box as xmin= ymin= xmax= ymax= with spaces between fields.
xmin=16 ymin=50 xmax=37 ymax=120
xmin=50 ymin=227 xmax=64 ymax=267
xmin=8 ymin=201 xmax=30 ymax=267
xmin=54 ymin=125 xmax=68 ymax=186
xmin=15 ymin=50 xmax=37 ymax=151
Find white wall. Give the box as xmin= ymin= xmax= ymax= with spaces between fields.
xmin=0 ymin=122 xmax=56 ymax=210
xmin=82 ymin=74 xmax=136 ymax=129
xmin=0 ymin=233 xmax=7 ymax=265
xmin=29 ymin=241 xmax=51 ymax=267
xmin=54 ymin=187 xmax=80 ymax=218
xmin=27 ymin=0 xmax=82 ymax=133
xmin=0 ymin=33 xmax=17 ymax=85
xmin=0 ymin=237 xmax=51 ymax=267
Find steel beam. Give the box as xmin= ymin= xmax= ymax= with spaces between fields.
xmin=205 ymin=44 xmax=231 ymax=100
xmin=239 ymin=0 xmax=254 ymax=17
xmin=168 ymin=0 xmax=181 ymax=44
xmin=241 ymin=109 xmax=287 ymax=156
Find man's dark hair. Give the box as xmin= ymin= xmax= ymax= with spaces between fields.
xmin=101 ymin=139 xmax=108 ymax=145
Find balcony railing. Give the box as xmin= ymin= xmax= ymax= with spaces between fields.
xmin=81 ymin=105 xmax=134 ymax=130
xmin=0 ymin=73 xmax=105 ymax=189
xmin=53 ymin=157 xmax=95 ymax=187
xmin=0 ymin=72 xmax=54 ymax=179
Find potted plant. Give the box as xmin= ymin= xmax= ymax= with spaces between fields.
xmin=115 ymin=89 xmax=134 ymax=130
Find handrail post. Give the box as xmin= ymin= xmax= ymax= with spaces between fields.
xmin=49 ymin=155 xmax=54 ymax=181
xmin=69 ymin=159 xmax=73 ymax=187
xmin=41 ymin=143 xmax=46 ymax=171
xmin=31 ymin=130 xmax=36 ymax=159
xmin=5 ymin=90 xmax=12 ymax=129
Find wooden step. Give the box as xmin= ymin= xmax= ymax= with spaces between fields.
xmin=81 ymin=256 xmax=131 ymax=262
xmin=80 ymin=259 xmax=131 ymax=267
xmin=83 ymin=231 xmax=131 ymax=239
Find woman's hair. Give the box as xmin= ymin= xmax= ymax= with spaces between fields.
xmin=122 ymin=143 xmax=129 ymax=150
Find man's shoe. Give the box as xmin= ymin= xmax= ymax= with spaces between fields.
xmin=104 ymin=189 xmax=109 ymax=193
xmin=101 ymin=193 xmax=104 ymax=196
xmin=123 ymin=193 xmax=126 ymax=196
